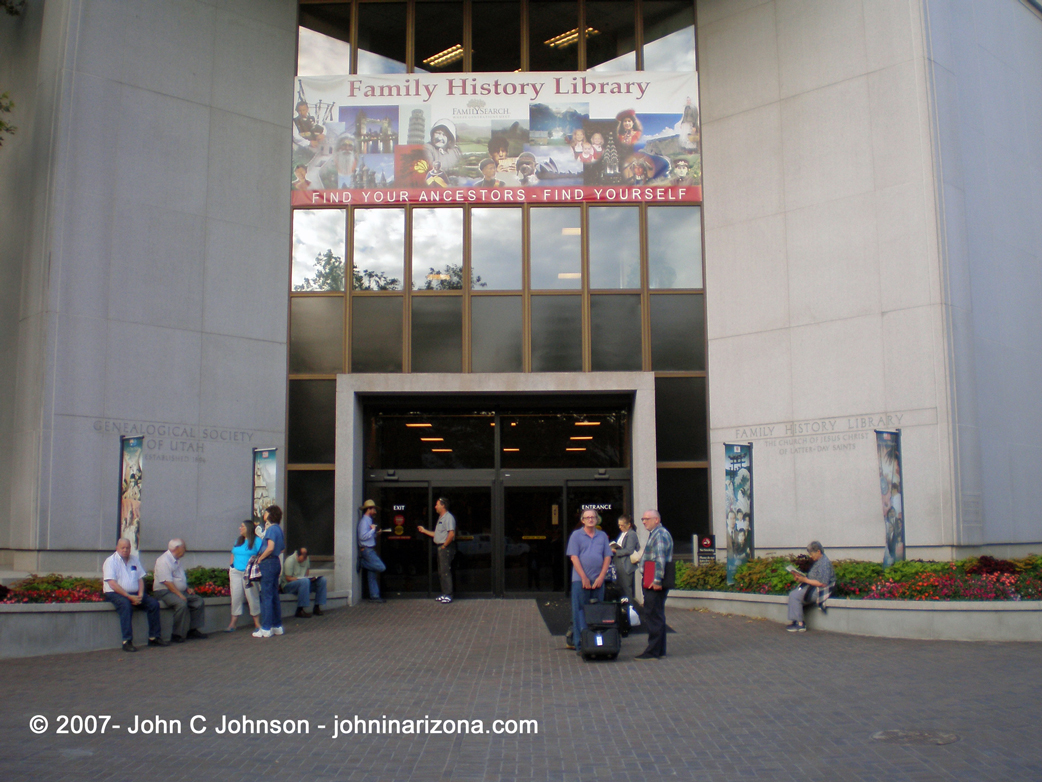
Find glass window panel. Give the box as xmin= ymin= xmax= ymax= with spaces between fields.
xmin=585 ymin=1 xmax=636 ymax=73
xmin=502 ymin=411 xmax=626 ymax=469
xmin=651 ymin=293 xmax=704 ymax=371
xmin=353 ymin=208 xmax=404 ymax=290
xmin=352 ymin=297 xmax=403 ymax=372
xmin=530 ymin=295 xmax=582 ymax=372
xmin=647 ymin=205 xmax=702 ymax=288
xmin=293 ymin=209 xmax=346 ymax=291
xmin=591 ymin=295 xmax=642 ymax=371
xmin=654 ymin=376 xmax=707 ymax=462
xmin=286 ymin=470 xmax=335 ymax=557
xmin=412 ymin=297 xmax=463 ymax=373
xmin=472 ymin=1 xmax=521 ymax=72
xmin=655 ymin=468 xmax=708 ymax=555
xmin=529 ymin=0 xmax=579 ymax=71
xmin=412 ymin=208 xmax=464 ymax=289
xmin=472 ymin=296 xmax=522 ymax=372
xmin=589 ymin=206 xmax=640 ymax=289
xmin=357 ymin=2 xmax=407 ymax=74
xmin=530 ymin=207 xmax=582 ymax=289
xmin=288 ymin=380 xmax=336 ymax=464
xmin=643 ymin=1 xmax=696 ymax=72
xmin=368 ymin=412 xmax=496 ymax=470
xmin=472 ymin=207 xmax=522 ymax=290
xmin=415 ymin=2 xmax=465 ymax=73
xmin=290 ymin=296 xmax=344 ymax=374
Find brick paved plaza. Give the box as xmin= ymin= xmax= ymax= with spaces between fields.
xmin=1 ymin=599 xmax=1040 ymax=782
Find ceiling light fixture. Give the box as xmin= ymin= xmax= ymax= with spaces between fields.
xmin=570 ymin=436 xmax=593 ymax=440
xmin=420 ymin=437 xmax=444 ymax=442
xmin=422 ymin=44 xmax=464 ymax=68
xmin=544 ymin=27 xmax=599 ymax=49
xmin=575 ymin=421 xmax=601 ymax=426
xmin=566 ymin=447 xmax=587 ymax=452
xmin=431 ymin=448 xmax=453 ymax=453
xmin=406 ymin=423 xmax=432 ymax=428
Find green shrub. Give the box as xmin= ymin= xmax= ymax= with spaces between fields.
xmin=675 ymin=560 xmax=730 ymax=591
xmin=834 ymin=560 xmax=884 ymax=583
xmin=13 ymin=573 xmax=103 ymax=593
xmin=734 ymin=557 xmax=798 ymax=595
xmin=883 ymin=559 xmax=952 ymax=582
xmin=186 ymin=566 xmax=230 ymax=588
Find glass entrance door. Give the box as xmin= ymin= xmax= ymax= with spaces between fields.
xmin=433 ymin=484 xmax=494 ymax=595
xmin=370 ymin=483 xmax=431 ymax=595
xmin=502 ymin=485 xmax=566 ymax=594
xmin=566 ymin=481 xmax=629 ymax=540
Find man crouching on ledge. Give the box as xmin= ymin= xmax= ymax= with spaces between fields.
xmin=786 ymin=541 xmax=836 ymax=633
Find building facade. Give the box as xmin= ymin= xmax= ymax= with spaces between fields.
xmin=1 ymin=0 xmax=1040 ymax=600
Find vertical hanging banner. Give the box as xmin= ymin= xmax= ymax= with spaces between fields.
xmin=723 ymin=443 xmax=753 ymax=585
xmin=876 ymin=430 xmax=905 ymax=568
xmin=119 ymin=436 xmax=144 ymax=555
xmin=290 ymin=71 xmax=701 ymax=206
xmin=253 ymin=448 xmax=277 ymax=524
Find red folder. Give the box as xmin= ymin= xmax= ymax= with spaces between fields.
xmin=643 ymin=561 xmax=656 ymax=590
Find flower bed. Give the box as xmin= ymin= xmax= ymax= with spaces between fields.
xmin=675 ymin=554 xmax=1042 ymax=602
xmin=0 ymin=566 xmax=232 ymax=604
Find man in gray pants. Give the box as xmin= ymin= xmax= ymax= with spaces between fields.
xmin=786 ymin=541 xmax=835 ymax=632
xmin=417 ymin=497 xmax=456 ymax=604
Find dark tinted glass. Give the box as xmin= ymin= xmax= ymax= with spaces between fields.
xmin=585 ymin=1 xmax=636 ymax=72
xmin=591 ymin=295 xmax=642 ymax=371
xmin=290 ymin=296 xmax=344 ymax=374
xmin=412 ymin=297 xmax=463 ymax=373
xmin=288 ymin=380 xmax=336 ymax=464
xmin=643 ymin=0 xmax=696 ymax=72
xmin=357 ymin=3 xmax=407 ymax=73
xmin=370 ymin=485 xmax=430 ymax=594
xmin=529 ymin=0 xmax=579 ymax=71
xmin=648 ymin=206 xmax=702 ymax=288
xmin=530 ymin=295 xmax=582 ymax=372
xmin=286 ymin=470 xmax=335 ymax=557
xmin=472 ymin=1 xmax=521 ymax=72
xmin=650 ymin=293 xmax=705 ymax=371
xmin=352 ymin=297 xmax=403 ymax=372
xmin=501 ymin=411 xmax=626 ymax=469
xmin=472 ymin=296 xmax=523 ymax=372
xmin=415 ymin=2 xmax=465 ymax=73
xmin=655 ymin=468 xmax=708 ymax=555
xmin=435 ymin=486 xmax=493 ymax=593
xmin=368 ymin=413 xmax=496 ymax=469
xmin=654 ymin=376 xmax=707 ymax=461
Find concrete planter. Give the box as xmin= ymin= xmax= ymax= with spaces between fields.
xmin=0 ymin=592 xmax=349 ymax=659
xmin=666 ymin=590 xmax=1042 ymax=642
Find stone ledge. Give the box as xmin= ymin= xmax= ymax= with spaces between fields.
xmin=666 ymin=590 xmax=1042 ymax=642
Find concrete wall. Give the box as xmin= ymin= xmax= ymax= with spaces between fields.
xmin=922 ymin=0 xmax=1042 ymax=547
xmin=698 ymin=0 xmax=957 ymax=556
xmin=0 ymin=0 xmax=297 ymax=573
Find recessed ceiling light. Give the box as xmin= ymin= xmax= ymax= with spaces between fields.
xmin=420 ymin=438 xmax=444 ymax=442
xmin=406 ymin=423 xmax=433 ymax=428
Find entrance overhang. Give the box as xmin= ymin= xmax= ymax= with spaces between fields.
xmin=335 ymin=372 xmax=658 ymax=601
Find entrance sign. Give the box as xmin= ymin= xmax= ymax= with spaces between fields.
xmin=252 ymin=448 xmax=277 ymax=524
xmin=119 ymin=436 xmax=144 ymax=554
xmin=723 ymin=443 xmax=753 ymax=585
xmin=291 ymin=71 xmax=701 ymax=206
xmin=875 ymin=430 xmax=905 ymax=568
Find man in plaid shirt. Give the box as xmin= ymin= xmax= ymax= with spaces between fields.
xmin=636 ymin=509 xmax=673 ymax=660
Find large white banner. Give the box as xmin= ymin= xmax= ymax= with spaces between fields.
xmin=291 ymin=71 xmax=701 ymax=206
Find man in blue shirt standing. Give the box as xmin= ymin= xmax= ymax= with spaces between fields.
xmin=357 ymin=499 xmax=387 ymax=603
xmin=565 ymin=509 xmax=612 ymax=655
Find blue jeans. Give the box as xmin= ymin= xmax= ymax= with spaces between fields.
xmin=359 ymin=547 xmax=386 ymax=599
xmin=104 ymin=592 xmax=161 ymax=642
xmin=259 ymin=558 xmax=282 ymax=631
xmin=570 ymin=581 xmax=605 ymax=651
xmin=283 ymin=576 xmax=327 ymax=609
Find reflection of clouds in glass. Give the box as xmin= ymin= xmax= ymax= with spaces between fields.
xmin=297 ymin=27 xmax=351 ymax=76
xmin=648 ymin=206 xmax=702 ymax=288
xmin=589 ymin=207 xmax=640 ymax=289
xmin=412 ymin=209 xmax=463 ymax=288
xmin=292 ymin=209 xmax=346 ymax=288
xmin=357 ymin=49 xmax=408 ymax=74
xmin=589 ymin=51 xmax=636 ymax=73
xmin=354 ymin=208 xmax=405 ymax=288
xmin=472 ymin=208 xmax=523 ymax=290
xmin=644 ymin=26 xmax=696 ymax=72
xmin=530 ymin=207 xmax=582 ymax=289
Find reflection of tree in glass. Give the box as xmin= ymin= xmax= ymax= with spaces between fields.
xmin=294 ymin=250 xmax=345 ymax=292
xmin=354 ymin=268 xmax=401 ymax=290
xmin=421 ymin=263 xmax=487 ymax=291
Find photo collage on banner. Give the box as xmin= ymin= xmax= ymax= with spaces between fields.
xmin=253 ymin=448 xmax=277 ymax=524
xmin=724 ymin=443 xmax=753 ymax=585
xmin=875 ymin=430 xmax=905 ymax=568
xmin=291 ymin=72 xmax=701 ymax=206
xmin=119 ymin=436 xmax=144 ymax=555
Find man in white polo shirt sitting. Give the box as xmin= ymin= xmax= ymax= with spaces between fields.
xmin=102 ymin=538 xmax=166 ymax=652
xmin=153 ymin=538 xmax=208 ymax=643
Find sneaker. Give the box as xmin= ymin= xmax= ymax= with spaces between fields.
xmin=439 ymin=595 xmax=453 ymax=604
xmin=786 ymin=622 xmax=806 ymax=633
xmin=147 ymin=638 xmax=170 ymax=648
xmin=271 ymin=626 xmax=285 ymax=635
xmin=313 ymin=605 xmax=325 ymax=615
xmin=436 ymin=595 xmax=448 ymax=603
xmin=252 ymin=628 xmax=272 ymax=638
xmin=295 ymin=607 xmax=312 ymax=618
xmin=121 ymin=640 xmax=137 ymax=653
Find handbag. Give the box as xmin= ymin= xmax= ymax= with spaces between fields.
xmin=243 ymin=555 xmax=261 ymax=587
xmin=629 ymin=546 xmax=643 ymax=565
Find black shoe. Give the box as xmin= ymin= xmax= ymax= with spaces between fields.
xmin=313 ymin=605 xmax=325 ymax=615
xmin=186 ymin=629 xmax=208 ymax=640
xmin=295 ymin=607 xmax=312 ymax=618
xmin=634 ymin=652 xmax=659 ymax=660
xmin=170 ymin=634 xmax=185 ymax=643
xmin=121 ymin=640 xmax=137 ymax=653
xmin=147 ymin=638 xmax=169 ymax=648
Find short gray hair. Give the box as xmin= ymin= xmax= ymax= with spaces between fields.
xmin=807 ymin=541 xmax=824 ymax=554
xmin=168 ymin=538 xmax=185 ymax=551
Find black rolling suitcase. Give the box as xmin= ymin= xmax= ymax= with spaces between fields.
xmin=580 ymin=601 xmax=621 ymax=661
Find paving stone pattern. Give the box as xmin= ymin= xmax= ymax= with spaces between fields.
xmin=1 ymin=600 xmax=1040 ymax=781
